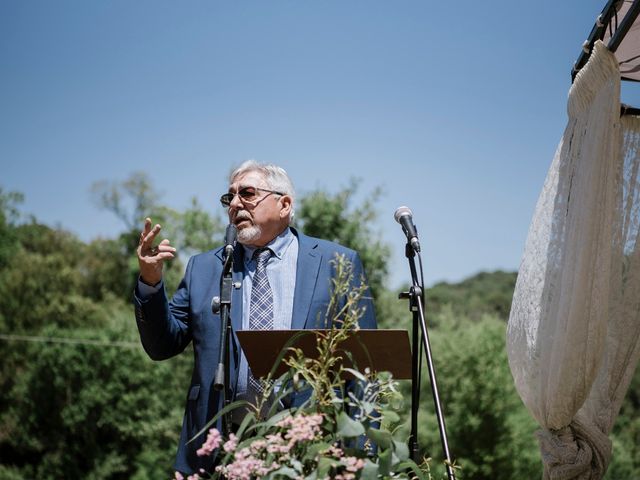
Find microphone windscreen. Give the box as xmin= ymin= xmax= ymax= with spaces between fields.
xmin=225 ymin=224 xmax=238 ymax=245
xmin=394 ymin=206 xmax=413 ymax=223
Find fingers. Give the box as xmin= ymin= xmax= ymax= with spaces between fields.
xmin=139 ymin=218 xmax=152 ymax=244
xmin=140 ymin=223 xmax=161 ymax=248
xmin=154 ymin=239 xmax=176 ymax=259
xmin=136 ymin=218 xmax=175 ymax=286
xmin=137 ymin=219 xmax=175 ymax=257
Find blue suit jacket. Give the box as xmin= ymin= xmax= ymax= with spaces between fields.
xmin=133 ymin=228 xmax=377 ymax=474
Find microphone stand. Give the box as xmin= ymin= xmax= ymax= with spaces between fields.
xmin=400 ymin=242 xmax=456 ymax=480
xmin=212 ymin=248 xmax=234 ymax=437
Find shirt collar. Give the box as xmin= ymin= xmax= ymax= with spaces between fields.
xmin=242 ymin=227 xmax=295 ymax=263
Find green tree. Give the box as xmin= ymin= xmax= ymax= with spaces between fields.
xmin=0 ymin=311 xmax=190 ymax=479
xmin=90 ymin=173 xmax=224 ymax=297
xmin=0 ymin=222 xmax=107 ymax=333
xmin=605 ymin=366 xmax=640 ymax=478
xmin=0 ymin=187 xmax=193 ymax=479
xmin=427 ymin=270 xmax=517 ymax=323
xmin=410 ymin=311 xmax=541 ymax=480
xmin=295 ymin=180 xmax=390 ymax=304
xmin=0 ymin=188 xmax=24 ymax=268
xmin=82 ymin=236 xmax=137 ymax=302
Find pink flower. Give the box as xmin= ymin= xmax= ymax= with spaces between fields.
xmin=174 ymin=472 xmax=184 ymax=480
xmin=325 ymin=444 xmax=344 ymax=458
xmin=219 ymin=452 xmax=274 ymax=479
xmin=335 ymin=474 xmax=356 ymax=480
xmin=343 ymin=456 xmax=365 ymax=472
xmin=265 ymin=433 xmax=291 ymax=454
xmin=277 ymin=413 xmax=324 ymax=445
xmin=196 ymin=428 xmax=222 ymax=457
xmin=249 ymin=438 xmax=267 ymax=453
xmin=214 ymin=444 xmax=283 ymax=480
xmin=223 ymin=432 xmax=239 ymax=452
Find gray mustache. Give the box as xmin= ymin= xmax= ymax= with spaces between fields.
xmin=235 ymin=212 xmax=252 ymax=222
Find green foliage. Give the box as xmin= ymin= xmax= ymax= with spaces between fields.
xmin=374 ymin=287 xmax=410 ymax=330
xmin=0 ymin=182 xmax=202 ymax=479
xmin=0 ymin=188 xmax=24 ymax=269
xmin=426 ymin=270 xmax=517 ymax=323
xmin=90 ymin=172 xmax=224 ymax=297
xmin=295 ymin=180 xmax=390 ymax=304
xmin=409 ymin=312 xmax=541 ymax=479
xmin=1 ymin=177 xmax=639 ymax=479
xmin=0 ymin=223 xmax=107 ymax=333
xmin=82 ymin=236 xmax=138 ymax=302
xmin=605 ymin=366 xmax=640 ymax=478
xmin=174 ymin=197 xmax=223 ymax=254
xmin=0 ymin=305 xmax=191 ymax=480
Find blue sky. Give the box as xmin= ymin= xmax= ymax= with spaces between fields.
xmin=2 ymin=1 xmax=637 ymax=287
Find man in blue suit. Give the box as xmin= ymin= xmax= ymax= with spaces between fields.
xmin=133 ymin=161 xmax=377 ymax=475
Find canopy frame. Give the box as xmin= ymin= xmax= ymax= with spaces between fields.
xmin=573 ymin=0 xmax=640 ymax=115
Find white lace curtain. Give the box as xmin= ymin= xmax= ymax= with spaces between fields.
xmin=507 ymin=40 xmax=640 ymax=480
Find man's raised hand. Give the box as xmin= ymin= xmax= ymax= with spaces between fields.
xmin=136 ymin=217 xmax=176 ymax=286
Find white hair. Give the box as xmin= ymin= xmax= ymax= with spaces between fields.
xmin=229 ymin=160 xmax=296 ymax=220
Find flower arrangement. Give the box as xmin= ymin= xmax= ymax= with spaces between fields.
xmin=179 ymin=255 xmax=433 ymax=480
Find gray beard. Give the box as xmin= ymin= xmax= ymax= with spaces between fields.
xmin=237 ymin=224 xmax=262 ymax=244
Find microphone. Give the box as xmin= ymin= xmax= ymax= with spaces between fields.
xmin=223 ymin=224 xmax=237 ymax=260
xmin=394 ymin=206 xmax=421 ymax=252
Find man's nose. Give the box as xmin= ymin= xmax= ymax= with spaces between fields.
xmin=229 ymin=192 xmax=243 ymax=210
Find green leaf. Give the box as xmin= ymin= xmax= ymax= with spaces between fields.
xmin=378 ymin=447 xmax=392 ymax=476
xmin=392 ymin=439 xmax=410 ymax=462
xmin=269 ymin=466 xmax=299 ymax=478
xmin=303 ymin=441 xmax=332 ymax=461
xmin=235 ymin=411 xmax=256 ymax=438
xmin=395 ymin=460 xmax=427 ymax=480
xmin=381 ymin=409 xmax=400 ymax=424
xmin=317 ymin=456 xmax=339 ymax=477
xmin=336 ymin=411 xmax=365 ymax=438
xmin=290 ymin=459 xmax=303 ymax=472
xmin=360 ymin=459 xmax=379 ymax=480
xmin=266 ymin=383 xmax=296 ymax=418
xmin=262 ymin=408 xmax=294 ymax=429
xmin=366 ymin=427 xmax=393 ymax=449
xmin=187 ymin=399 xmax=251 ymax=444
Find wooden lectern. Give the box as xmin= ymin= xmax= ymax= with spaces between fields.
xmin=236 ymin=329 xmax=412 ymax=379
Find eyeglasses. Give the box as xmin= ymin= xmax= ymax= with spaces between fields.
xmin=220 ymin=186 xmax=284 ymax=207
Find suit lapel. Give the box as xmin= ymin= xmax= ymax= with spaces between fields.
xmin=291 ymin=230 xmax=322 ymax=330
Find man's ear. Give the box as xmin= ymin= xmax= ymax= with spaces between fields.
xmin=279 ymin=195 xmax=292 ymax=219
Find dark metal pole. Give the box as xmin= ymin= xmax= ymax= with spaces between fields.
xmin=401 ymin=243 xmax=422 ymax=463
xmin=571 ymin=0 xmax=621 ymax=81
xmin=401 ymin=242 xmax=456 ymax=480
xmin=212 ymin=243 xmax=235 ymax=438
xmin=607 ymin=0 xmax=640 ymax=53
xmin=413 ymin=291 xmax=456 ymax=480
xmin=409 ymin=301 xmax=420 ymax=462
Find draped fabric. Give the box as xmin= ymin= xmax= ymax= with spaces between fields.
xmin=507 ymin=41 xmax=640 ymax=480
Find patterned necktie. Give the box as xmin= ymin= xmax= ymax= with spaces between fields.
xmin=248 ymin=248 xmax=274 ymax=398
